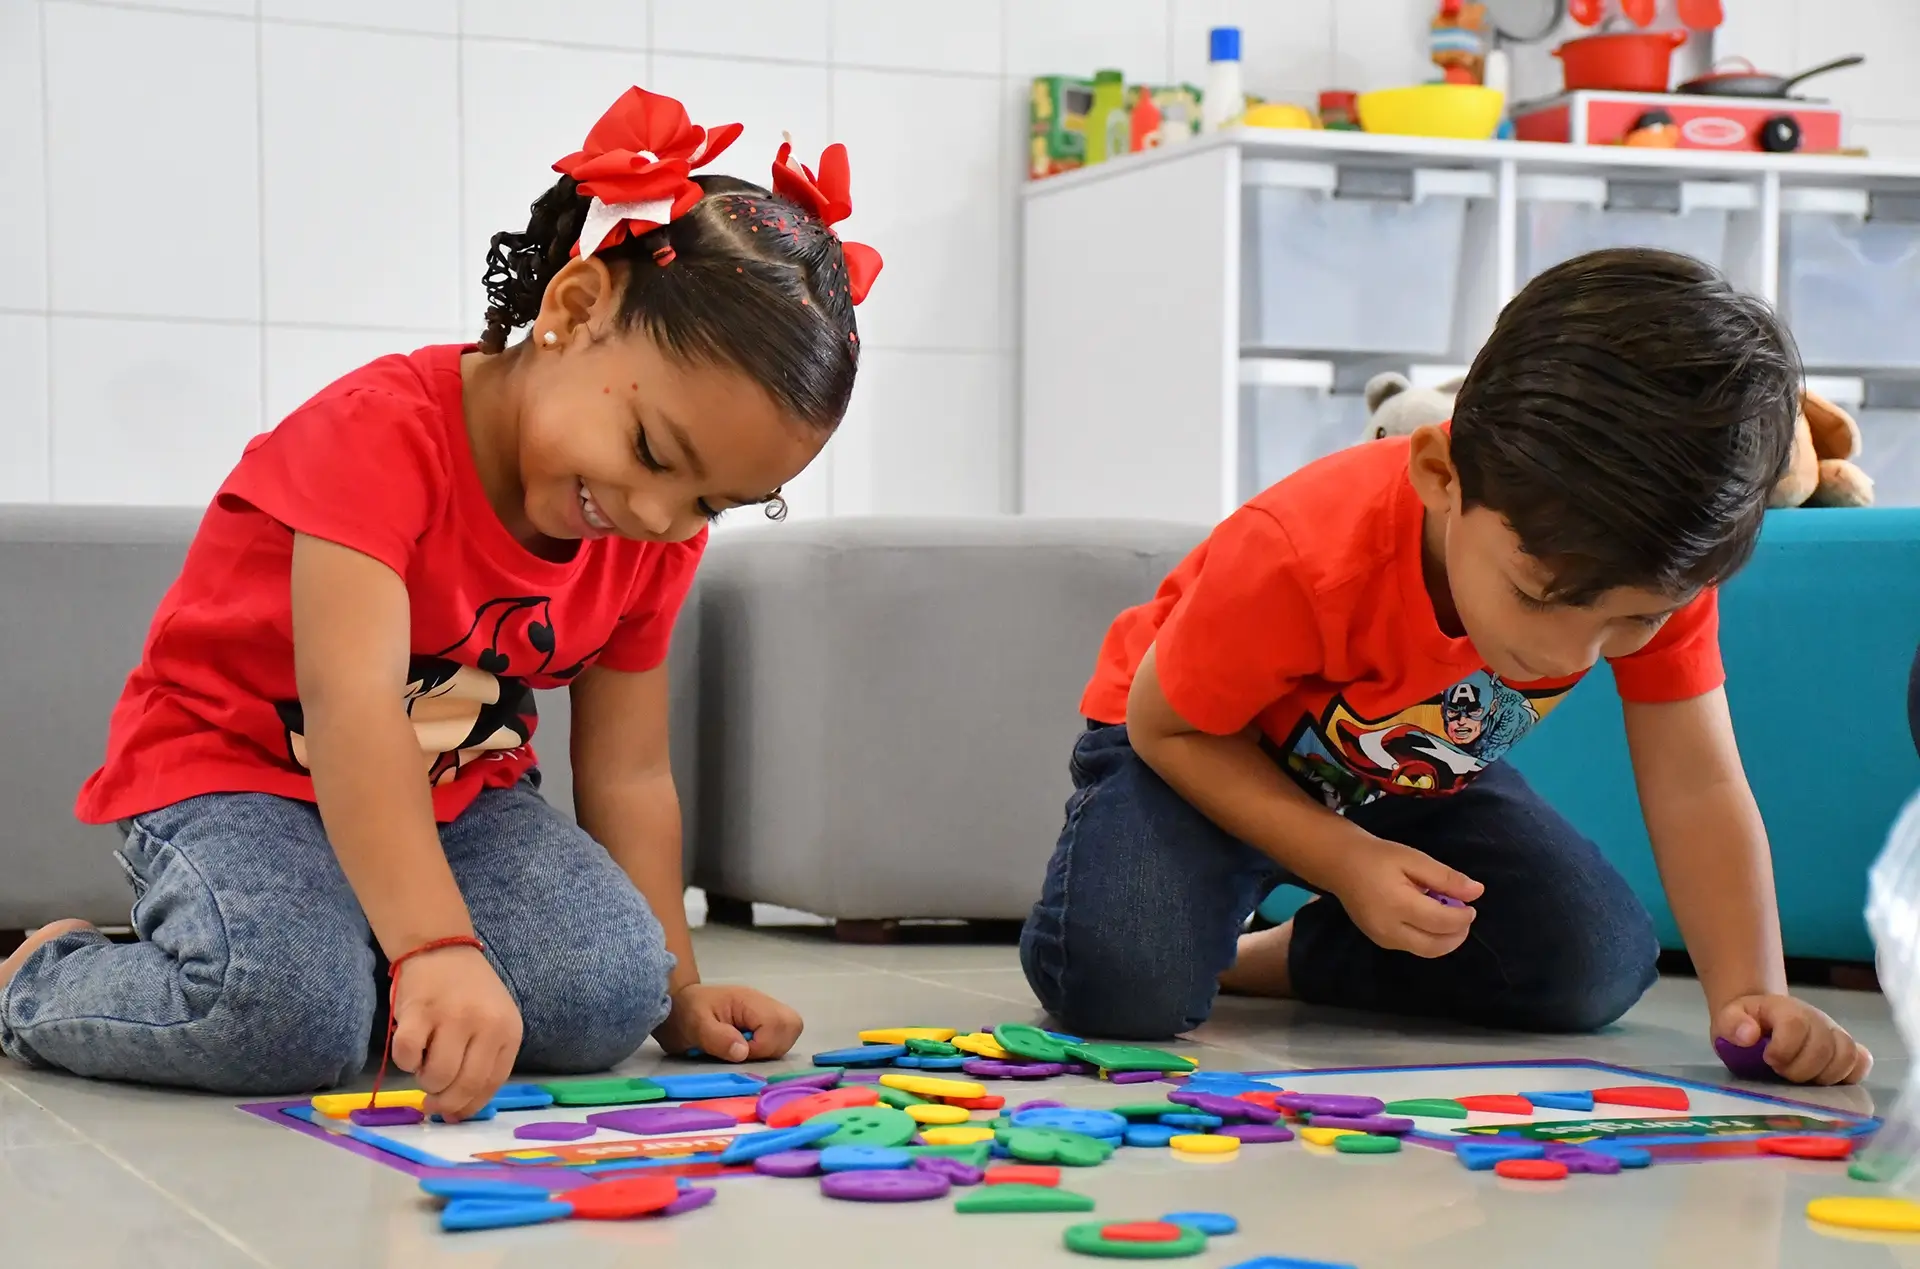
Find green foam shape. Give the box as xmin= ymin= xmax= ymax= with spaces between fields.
xmin=541 ymin=1077 xmax=666 ymax=1107
xmin=1850 ymin=1158 xmax=1891 ymax=1183
xmin=956 ymin=1183 xmax=1096 ymax=1214
xmin=808 ymin=1105 xmax=918 ymax=1148
xmin=993 ymin=1023 xmax=1073 ymax=1063
xmin=906 ymin=1038 xmax=961 ymax=1056
xmin=877 ymin=1086 xmax=931 ymax=1109
xmin=1113 ymin=1102 xmax=1187 ymax=1120
xmin=769 ymin=1068 xmax=841 ymax=1083
xmin=1335 ymin=1133 xmax=1403 ymax=1154
xmin=906 ymin=1142 xmax=992 ymax=1167
xmin=1384 ymin=1097 xmax=1468 ymax=1119
xmin=998 ymin=1125 xmax=1115 ymax=1167
xmin=1062 ymin=1220 xmax=1208 ymax=1257
xmin=1062 ymin=1042 xmax=1197 ymax=1074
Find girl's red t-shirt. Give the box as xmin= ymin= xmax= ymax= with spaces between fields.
xmin=1080 ymin=435 xmax=1723 ymax=810
xmin=76 ymin=344 xmax=704 ymax=825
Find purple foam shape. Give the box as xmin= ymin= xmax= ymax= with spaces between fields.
xmin=1215 ymin=1123 xmax=1296 ymax=1143
xmin=773 ymin=1071 xmax=843 ymax=1092
xmin=1061 ymin=1063 xmax=1094 ymax=1076
xmin=1014 ymin=1099 xmax=1068 ymax=1112
xmin=1302 ymin=1114 xmax=1414 ymax=1136
xmin=1169 ymin=1090 xmax=1281 ymax=1123
xmin=754 ymin=1084 xmax=822 ymax=1120
xmin=962 ymin=1060 xmax=1065 ymax=1080
xmin=349 ymin=1106 xmax=424 ymax=1127
xmin=659 ymin=1186 xmax=717 ymax=1215
xmin=1542 ymin=1144 xmax=1622 ymax=1175
xmin=1109 ymin=1070 xmax=1164 ymax=1085
xmin=1423 ymin=888 xmax=1470 ymax=909
xmin=514 ymin=1121 xmax=597 ymax=1142
xmin=586 ymin=1106 xmax=740 ymax=1135
xmin=820 ymin=1170 xmax=952 ymax=1202
xmin=842 ymin=1072 xmax=882 ymax=1084
xmin=1714 ymin=1035 xmax=1782 ymax=1082
xmin=913 ymin=1155 xmax=985 ymax=1186
xmin=1275 ymin=1093 xmax=1385 ymax=1118
xmin=753 ymin=1150 xmax=825 ymax=1178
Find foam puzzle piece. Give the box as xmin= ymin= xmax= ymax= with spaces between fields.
xmin=420 ymin=1178 xmax=551 ymax=1202
xmin=1275 ymin=1094 xmax=1385 ymax=1118
xmin=489 ymin=1083 xmax=557 ymax=1111
xmin=766 ymin=1087 xmax=880 ymax=1129
xmin=859 ymin=1028 xmax=958 ymax=1045
xmin=650 ymin=1072 xmax=766 ymax=1101
xmin=659 ymin=1186 xmax=716 ymax=1215
xmin=350 ymin=1107 xmax=424 ymax=1127
xmin=586 ymin=1106 xmax=740 ymax=1136
xmin=1303 ymin=1115 xmax=1413 ymax=1135
xmin=1521 ymin=1090 xmax=1595 ymax=1112
xmin=1334 ymin=1133 xmax=1401 ymax=1155
xmin=1215 ymin=1124 xmax=1295 ymax=1143
xmin=543 ymin=1078 xmax=667 ymax=1107
xmin=1581 ymin=1141 xmax=1653 ymax=1168
xmin=717 ymin=1120 xmax=839 ymax=1164
xmin=1592 ymin=1085 xmax=1689 ymax=1112
xmin=1063 ymin=1043 xmax=1198 ymax=1074
xmin=1125 ymin=1124 xmax=1180 ymax=1148
xmin=993 ymin=1024 xmax=1074 ymax=1064
xmin=1806 ymin=1196 xmax=1920 ymax=1233
xmin=1456 ymin=1141 xmax=1547 ymax=1171
xmin=820 ymin=1145 xmax=913 ymax=1172
xmin=914 ymin=1155 xmax=986 ymax=1186
xmin=564 ymin=1174 xmax=683 ymax=1219
xmin=514 ymin=1121 xmax=597 ymax=1142
xmin=814 ymin=1044 xmax=907 ymax=1068
xmin=1224 ymin=1259 xmax=1358 ymax=1269
xmin=1383 ymin=1098 xmax=1466 ymax=1119
xmin=811 ymin=1106 xmax=920 ymax=1149
xmin=1495 ymin=1158 xmax=1568 ymax=1181
xmin=1062 ymin=1219 xmax=1208 ymax=1257
xmin=754 ymin=1150 xmax=825 ymax=1177
xmin=1543 ymin=1144 xmax=1623 ymax=1174
xmin=820 ymin=1170 xmax=952 ymax=1202
xmin=1456 ymin=1095 xmax=1534 ymax=1116
xmin=1170 ymin=1091 xmax=1281 ymax=1123
xmin=956 ymin=1183 xmax=1095 ymax=1214
xmin=440 ymin=1198 xmax=571 ymax=1232
xmin=1001 ymin=1126 xmax=1118 ymax=1166
xmin=311 ymin=1089 xmax=427 ymax=1119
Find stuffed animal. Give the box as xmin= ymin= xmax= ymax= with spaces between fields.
xmin=1360 ymin=371 xmax=1463 ymax=442
xmin=1771 ymin=389 xmax=1874 ymax=508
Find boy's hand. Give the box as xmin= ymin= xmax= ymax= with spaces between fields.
xmin=655 ymin=983 xmax=804 ymax=1062
xmin=1714 ymin=994 xmax=1872 ymax=1085
xmin=390 ymin=944 xmax=524 ymax=1122
xmin=1331 ymin=838 xmax=1484 ymax=958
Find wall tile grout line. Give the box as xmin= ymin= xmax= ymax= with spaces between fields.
xmin=254 ymin=3 xmax=268 ymax=434
xmin=38 ymin=0 xmax=55 ymax=501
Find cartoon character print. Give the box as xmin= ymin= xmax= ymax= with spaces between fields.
xmin=1275 ymin=671 xmax=1566 ymax=811
xmin=274 ymin=596 xmax=601 ymax=785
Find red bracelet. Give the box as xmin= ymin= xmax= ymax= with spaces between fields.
xmin=364 ymin=935 xmax=487 ymax=1110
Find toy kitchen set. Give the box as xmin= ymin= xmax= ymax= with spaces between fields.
xmin=1506 ymin=0 xmax=1861 ymax=153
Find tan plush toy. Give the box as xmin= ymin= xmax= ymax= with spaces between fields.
xmin=1770 ymin=389 xmax=1874 ymax=508
xmin=1360 ymin=372 xmax=1463 ymax=442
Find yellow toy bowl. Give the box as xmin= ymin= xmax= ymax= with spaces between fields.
xmin=1357 ymin=85 xmax=1504 ymax=140
xmin=1243 ymin=102 xmax=1317 ymax=130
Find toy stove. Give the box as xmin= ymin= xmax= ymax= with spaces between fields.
xmin=1512 ymin=90 xmax=1843 ymax=153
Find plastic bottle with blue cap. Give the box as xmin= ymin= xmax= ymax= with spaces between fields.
xmin=1202 ymin=26 xmax=1245 ymax=133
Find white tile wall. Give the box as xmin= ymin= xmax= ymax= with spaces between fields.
xmin=10 ymin=0 xmax=1920 ymax=511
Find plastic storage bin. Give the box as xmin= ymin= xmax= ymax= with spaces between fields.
xmin=1241 ymin=161 xmax=1490 ymax=357
xmin=1238 ymin=361 xmax=1372 ymax=499
xmin=1515 ymin=175 xmax=1754 ymax=282
xmin=1781 ymin=188 xmax=1920 ymax=371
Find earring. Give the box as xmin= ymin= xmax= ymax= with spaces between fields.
xmin=542 ymin=331 xmax=558 ymax=346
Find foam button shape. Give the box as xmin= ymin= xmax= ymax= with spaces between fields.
xmin=440 ymin=1199 xmax=570 ymax=1232
xmin=1011 ymin=1107 xmax=1128 ymax=1137
xmin=812 ymin=1044 xmax=906 ymax=1068
xmin=1160 ymin=1114 xmax=1224 ymax=1130
xmin=820 ymin=1145 xmax=912 ymax=1172
xmin=651 ymin=1072 xmax=766 ymax=1101
xmin=658 ymin=1186 xmax=716 ymax=1216
xmin=1456 ymin=1095 xmax=1534 ymax=1116
xmin=965 ymin=1060 xmax=1067 ymax=1079
xmin=1494 ymin=1158 xmax=1568 ymax=1181
xmin=1125 ymin=1125 xmax=1179 ymax=1148
xmin=1171 ymin=1091 xmax=1280 ymax=1123
xmin=985 ymin=1164 xmax=1060 ymax=1187
xmin=1383 ymin=1098 xmax=1466 ymax=1119
xmin=717 ymin=1120 xmax=838 ymax=1164
xmin=878 ymin=1074 xmax=987 ymax=1100
xmin=946 ymin=1095 xmax=1007 ymax=1111
xmin=766 ymin=1086 xmax=879 ymax=1128
xmin=907 ymin=1103 xmax=970 ymax=1125
xmin=1064 ymin=1043 xmax=1197 ymax=1074
xmin=1275 ymin=1094 xmax=1384 ymax=1118
xmin=563 ymin=1174 xmax=681 ymax=1220
xmin=921 ymin=1126 xmax=996 ymax=1146
xmin=820 ymin=1169 xmax=951 ymax=1202
xmin=1455 ymin=1141 xmax=1546 ymax=1171
xmin=993 ymin=1023 xmax=1074 ymax=1063
xmin=1807 ymin=1196 xmax=1920 ymax=1233
xmin=1759 ymin=1135 xmax=1855 ymax=1160
xmin=587 ymin=1106 xmax=739 ymax=1135
xmin=906 ymin=1142 xmax=993 ymax=1167
xmin=1001 ymin=1126 xmax=1117 ymax=1167
xmin=1115 ymin=1102 xmax=1186 ymax=1121
xmin=957 ymin=1182 xmax=1095 ymax=1213
xmin=1592 ymin=1085 xmax=1689 ymax=1112
xmin=1215 ymin=1124 xmax=1295 ymax=1144
xmin=951 ymin=1033 xmax=1013 ymax=1060
xmin=1104 ymin=1222 xmax=1188 ymax=1242
xmin=859 ymin=1027 xmax=958 ymax=1045
xmin=809 ymin=1106 xmax=919 ymax=1148
xmin=1063 ymin=1219 xmax=1208 ymax=1258
xmin=312 ymin=1089 xmax=428 ymax=1119
xmin=1520 ymin=1090 xmax=1594 ymax=1113
xmin=914 ymin=1154 xmax=986 ymax=1186
xmin=1169 ymin=1134 xmax=1238 ymax=1156
xmin=1300 ymin=1127 xmax=1359 ymax=1147
xmin=1334 ymin=1133 xmax=1401 ymax=1155
xmin=419 ymin=1178 xmax=551 ymax=1203
xmin=350 ymin=1106 xmax=423 ymax=1127
xmin=876 ymin=1086 xmax=931 ymax=1110
xmin=753 ymin=1150 xmax=825 ymax=1177
xmin=1163 ymin=1211 xmax=1237 ymax=1235
xmin=513 ymin=1121 xmax=596 ymax=1142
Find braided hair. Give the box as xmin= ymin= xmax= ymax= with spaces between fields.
xmin=479 ymin=173 xmax=860 ymax=433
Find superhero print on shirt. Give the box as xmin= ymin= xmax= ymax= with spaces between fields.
xmin=273 ymin=595 xmax=602 ymax=786
xmin=1269 ymin=670 xmax=1571 ymax=811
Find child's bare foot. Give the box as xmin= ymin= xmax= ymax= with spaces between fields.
xmin=1219 ymin=919 xmax=1294 ymax=998
xmin=0 ymin=919 xmax=95 ymax=992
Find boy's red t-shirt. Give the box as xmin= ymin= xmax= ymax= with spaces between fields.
xmin=1081 ymin=436 xmax=1723 ymax=810
xmin=76 ymin=344 xmax=703 ymax=826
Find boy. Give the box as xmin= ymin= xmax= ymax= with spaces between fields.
xmin=1022 ymin=249 xmax=1870 ymax=1085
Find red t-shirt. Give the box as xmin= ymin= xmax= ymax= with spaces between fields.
xmin=1081 ymin=436 xmax=1722 ymax=810
xmin=76 ymin=344 xmax=703 ymax=825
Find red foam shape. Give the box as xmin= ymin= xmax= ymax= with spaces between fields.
xmin=1458 ymin=1095 xmax=1534 ymax=1115
xmin=687 ymin=1095 xmax=762 ymax=1122
xmin=1494 ymin=1158 xmax=1569 ymax=1181
xmin=562 ymin=1175 xmax=681 ymax=1219
xmin=765 ymin=1086 xmax=878 ymax=1128
xmin=1235 ymin=1091 xmax=1286 ymax=1113
xmin=945 ymin=1095 xmax=1005 ymax=1111
xmin=1592 ymin=1085 xmax=1689 ymax=1112
xmin=1758 ymin=1135 xmax=1854 ymax=1160
xmin=1102 ymin=1222 xmax=1185 ymax=1243
xmin=985 ymin=1165 xmax=1060 ymax=1187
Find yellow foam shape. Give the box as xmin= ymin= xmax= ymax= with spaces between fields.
xmin=505 ymin=1150 xmax=557 ymax=1161
xmin=1807 ymin=1196 xmax=1920 ymax=1233
xmin=921 ymin=1125 xmax=997 ymax=1146
xmin=1169 ymin=1133 xmax=1239 ymax=1155
xmin=951 ymin=1033 xmax=1011 ymax=1060
xmin=906 ymin=1103 xmax=971 ymax=1125
xmin=879 ymin=1074 xmax=987 ymax=1100
xmin=1302 ymin=1127 xmax=1360 ymax=1146
xmin=859 ymin=1027 xmax=959 ymax=1045
xmin=310 ymin=1089 xmax=428 ymax=1119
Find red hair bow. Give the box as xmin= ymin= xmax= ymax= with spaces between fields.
xmin=553 ymin=87 xmax=743 ymax=259
xmin=773 ymin=140 xmax=884 ymax=305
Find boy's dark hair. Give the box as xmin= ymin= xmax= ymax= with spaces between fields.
xmin=1452 ymin=247 xmax=1800 ymax=604
xmin=478 ymin=173 xmax=858 ymax=432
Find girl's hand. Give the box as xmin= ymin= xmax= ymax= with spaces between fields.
xmin=1714 ymin=994 xmax=1872 ymax=1085
xmin=389 ymin=944 xmax=525 ymax=1121
xmin=655 ymin=983 xmax=804 ymax=1062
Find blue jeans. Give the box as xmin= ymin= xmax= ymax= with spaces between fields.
xmin=1 ymin=778 xmax=674 ymax=1094
xmin=1021 ymin=724 xmax=1658 ymax=1039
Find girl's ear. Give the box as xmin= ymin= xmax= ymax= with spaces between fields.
xmin=534 ymin=254 xmax=618 ymax=346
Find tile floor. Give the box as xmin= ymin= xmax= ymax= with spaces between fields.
xmin=1 ymin=924 xmax=1911 ymax=1268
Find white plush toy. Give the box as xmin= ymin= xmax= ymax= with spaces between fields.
xmin=1361 ymin=372 xmax=1463 ymax=442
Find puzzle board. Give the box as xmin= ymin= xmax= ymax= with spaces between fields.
xmin=241 ymin=1058 xmax=1878 ymax=1185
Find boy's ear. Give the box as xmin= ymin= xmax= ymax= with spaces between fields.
xmin=1406 ymin=423 xmax=1460 ymax=514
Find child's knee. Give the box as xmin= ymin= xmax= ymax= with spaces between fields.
xmin=1021 ymin=915 xmax=1203 ymax=1041
xmin=513 ymin=915 xmax=674 ymax=1073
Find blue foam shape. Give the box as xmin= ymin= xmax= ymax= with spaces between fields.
xmin=687 ymin=1028 xmax=755 ymax=1059
xmin=1163 ymin=1210 xmax=1238 ymax=1235
xmin=440 ymin=1198 xmax=571 ymax=1232
xmin=990 ymin=1141 xmax=1013 ymax=1157
xmin=717 ymin=1121 xmax=838 ymax=1164
xmin=1581 ymin=1141 xmax=1653 ymax=1167
xmin=420 ymin=1177 xmax=550 ymax=1202
xmin=430 ymin=1103 xmax=497 ymax=1123
xmin=1522 ymin=1090 xmax=1595 ymax=1112
xmin=1044 ymin=1031 xmax=1083 ymax=1044
xmin=912 ymin=1056 xmax=969 ymax=1070
xmin=893 ymin=1056 xmax=923 ymax=1068
xmin=1224 ymin=1258 xmax=1357 ymax=1269
xmin=277 ymin=1107 xmax=461 ymax=1169
xmin=1455 ymin=1141 xmax=1547 ymax=1171
xmin=1125 ymin=1124 xmax=1179 ymax=1148
xmin=1160 ymin=1113 xmax=1225 ymax=1130
xmin=489 ymin=1084 xmax=556 ymax=1111
xmin=650 ymin=1072 xmax=766 ymax=1100
xmin=813 ymin=1044 xmax=906 ymax=1067
xmin=819 ymin=1145 xmax=912 ymax=1172
xmin=1009 ymin=1107 xmax=1129 ymax=1136
xmin=1180 ymin=1073 xmax=1284 ymax=1095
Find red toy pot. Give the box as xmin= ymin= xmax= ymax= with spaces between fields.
xmin=1555 ymin=30 xmax=1689 ymax=93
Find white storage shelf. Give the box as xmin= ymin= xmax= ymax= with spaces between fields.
xmin=1022 ymin=130 xmax=1920 ymax=523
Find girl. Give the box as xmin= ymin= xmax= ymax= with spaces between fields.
xmin=0 ymin=88 xmax=879 ymax=1119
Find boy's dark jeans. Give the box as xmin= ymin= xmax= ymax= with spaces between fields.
xmin=1020 ymin=723 xmax=1659 ymax=1040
